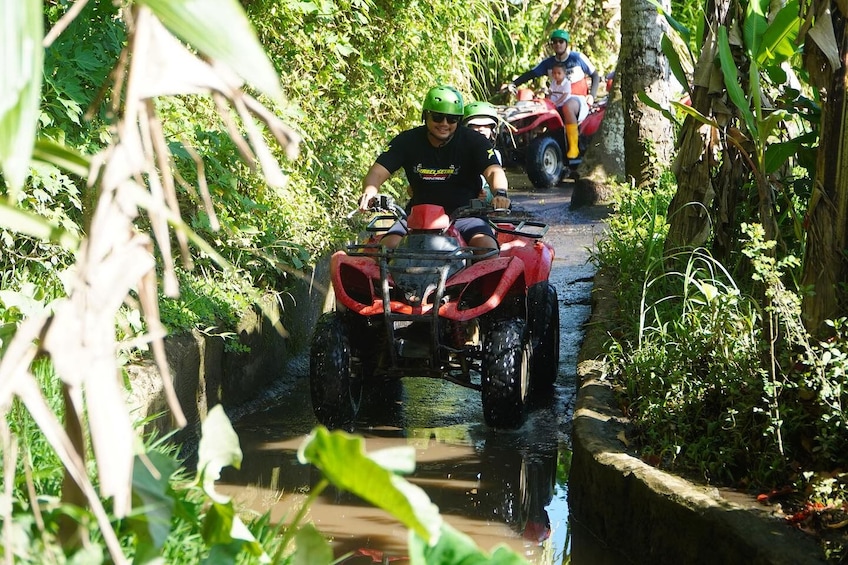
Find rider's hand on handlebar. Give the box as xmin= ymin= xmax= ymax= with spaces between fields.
xmin=359 ymin=191 xmax=377 ymax=212
xmin=492 ymin=194 xmax=511 ymax=210
xmin=499 ymin=82 xmax=517 ymax=95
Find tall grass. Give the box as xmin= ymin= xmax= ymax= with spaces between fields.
xmin=593 ymin=180 xmax=848 ymax=492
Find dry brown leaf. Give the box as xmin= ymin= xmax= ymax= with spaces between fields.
xmin=134 ymin=13 xmax=242 ymax=99
xmin=807 ymin=6 xmax=842 ymax=72
xmin=0 ymin=317 xmax=127 ymax=563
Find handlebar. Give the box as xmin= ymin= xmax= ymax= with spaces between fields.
xmin=347 ymin=194 xmax=407 ymax=220
xmin=349 ymin=195 xmax=548 ymax=240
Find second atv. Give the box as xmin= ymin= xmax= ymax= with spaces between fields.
xmin=496 ymin=88 xmax=606 ymax=188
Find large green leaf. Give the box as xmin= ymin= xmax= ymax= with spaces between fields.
xmin=718 ymin=27 xmax=757 ymax=137
xmin=291 ymin=523 xmax=333 ymax=565
xmin=661 ymin=35 xmax=690 ymax=95
xmin=756 ymin=0 xmax=801 ymax=65
xmin=743 ymin=0 xmax=770 ymax=58
xmin=197 ymin=407 xmax=268 ymax=562
xmin=138 ymin=0 xmax=282 ymax=101
xmin=31 ymin=137 xmax=90 ymax=179
xmin=764 ymin=139 xmax=801 ymax=174
xmin=128 ymin=450 xmax=179 ymax=563
xmin=638 ymin=91 xmax=681 ymax=127
xmin=298 ymin=426 xmax=442 ymax=542
xmin=408 ymin=523 xmax=527 ymax=565
xmin=0 ymin=0 xmax=43 ymax=197
xmin=197 ymin=404 xmax=243 ymax=503
xmin=0 ymin=203 xmax=79 ymax=249
xmin=669 ymin=100 xmax=720 ymax=129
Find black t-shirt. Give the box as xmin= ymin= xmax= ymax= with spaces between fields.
xmin=376 ymin=125 xmax=500 ymax=214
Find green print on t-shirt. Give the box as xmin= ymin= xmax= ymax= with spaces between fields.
xmin=414 ymin=164 xmax=458 ymax=181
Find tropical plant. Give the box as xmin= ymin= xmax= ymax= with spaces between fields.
xmin=1 ymin=0 xmax=298 ymax=561
xmin=596 ymin=179 xmax=848 ymax=560
xmin=657 ymin=0 xmax=815 ymax=261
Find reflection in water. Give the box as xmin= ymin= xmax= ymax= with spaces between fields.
xmin=217 ymin=378 xmax=571 ymax=564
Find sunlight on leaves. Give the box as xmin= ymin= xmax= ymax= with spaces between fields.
xmin=0 ymin=0 xmax=43 ymax=196
xmin=298 ymin=426 xmax=442 ymax=543
xmin=138 ymin=0 xmax=282 ymax=101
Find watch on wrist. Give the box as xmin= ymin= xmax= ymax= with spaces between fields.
xmin=495 ymin=189 xmax=508 ymax=198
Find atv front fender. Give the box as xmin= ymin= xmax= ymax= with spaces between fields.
xmin=442 ymin=256 xmax=527 ymax=322
xmin=499 ymin=239 xmax=555 ymax=287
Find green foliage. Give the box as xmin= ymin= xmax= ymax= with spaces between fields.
xmin=799 ymin=318 xmax=848 ymax=465
xmin=591 ymin=174 xmax=676 ymax=333
xmin=3 ymin=360 xmax=65 ymax=499
xmin=41 ymin=0 xmax=124 ymax=151
xmin=0 ymin=0 xmax=42 ymax=194
xmin=158 ymin=266 xmax=258 ymax=334
xmin=620 ymin=249 xmax=777 ymax=483
xmin=599 ymin=182 xmax=848 ymax=495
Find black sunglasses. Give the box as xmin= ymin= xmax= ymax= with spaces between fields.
xmin=551 ymin=38 xmax=566 ymax=44
xmin=428 ymin=112 xmax=461 ymax=124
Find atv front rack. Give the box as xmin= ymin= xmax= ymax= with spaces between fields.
xmin=345 ymin=244 xmax=498 ymax=381
xmin=490 ymin=217 xmax=549 ymax=239
xmin=362 ymin=211 xmax=549 ymax=240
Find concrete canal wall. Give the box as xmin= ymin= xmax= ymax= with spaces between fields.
xmin=125 ymin=257 xmax=332 ymax=446
xmin=568 ymin=270 xmax=827 ymax=564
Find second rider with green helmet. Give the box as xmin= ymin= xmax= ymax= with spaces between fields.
xmin=461 ymin=101 xmax=503 ymax=203
xmin=359 ymin=85 xmax=511 ymax=252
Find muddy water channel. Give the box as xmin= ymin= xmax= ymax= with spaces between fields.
xmin=217 ymin=178 xmax=608 ymax=564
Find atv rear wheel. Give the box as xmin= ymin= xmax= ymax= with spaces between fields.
xmin=481 ymin=317 xmax=531 ymax=429
xmin=526 ymin=136 xmax=564 ymax=189
xmin=528 ymin=282 xmax=560 ymax=390
xmin=309 ymin=311 xmax=364 ymax=429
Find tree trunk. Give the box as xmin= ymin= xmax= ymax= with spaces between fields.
xmin=664 ymin=0 xmax=735 ymax=254
xmin=801 ymin=5 xmax=848 ymax=334
xmin=574 ymin=67 xmax=625 ymax=207
xmin=618 ymin=0 xmax=675 ymax=187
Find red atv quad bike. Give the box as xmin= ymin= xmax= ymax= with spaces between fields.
xmin=496 ymin=87 xmax=606 ymax=188
xmin=309 ymin=196 xmax=560 ymax=430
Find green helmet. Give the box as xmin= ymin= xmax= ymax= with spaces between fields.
xmin=550 ymin=29 xmax=570 ymax=42
xmin=422 ymin=85 xmax=464 ymax=117
xmin=462 ymin=101 xmax=499 ymax=126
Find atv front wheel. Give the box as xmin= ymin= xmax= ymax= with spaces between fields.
xmin=309 ymin=311 xmax=364 ymax=429
xmin=528 ymin=282 xmax=560 ymax=390
xmin=481 ymin=317 xmax=531 ymax=429
xmin=525 ymin=136 xmax=564 ymax=189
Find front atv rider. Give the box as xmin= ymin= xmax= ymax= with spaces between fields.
xmin=503 ymin=29 xmax=600 ymax=160
xmin=359 ymin=85 xmax=511 ymax=252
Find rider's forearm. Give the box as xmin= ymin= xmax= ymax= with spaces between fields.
xmin=512 ymin=70 xmax=538 ymax=88
xmin=362 ymin=162 xmax=391 ymax=198
xmin=590 ymin=72 xmax=600 ymax=98
xmin=484 ymin=166 xmax=509 ymax=193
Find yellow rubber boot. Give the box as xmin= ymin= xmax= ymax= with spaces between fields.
xmin=565 ymin=123 xmax=580 ymax=159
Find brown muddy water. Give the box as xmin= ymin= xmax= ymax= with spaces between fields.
xmin=216 ymin=178 xmax=608 ymax=564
